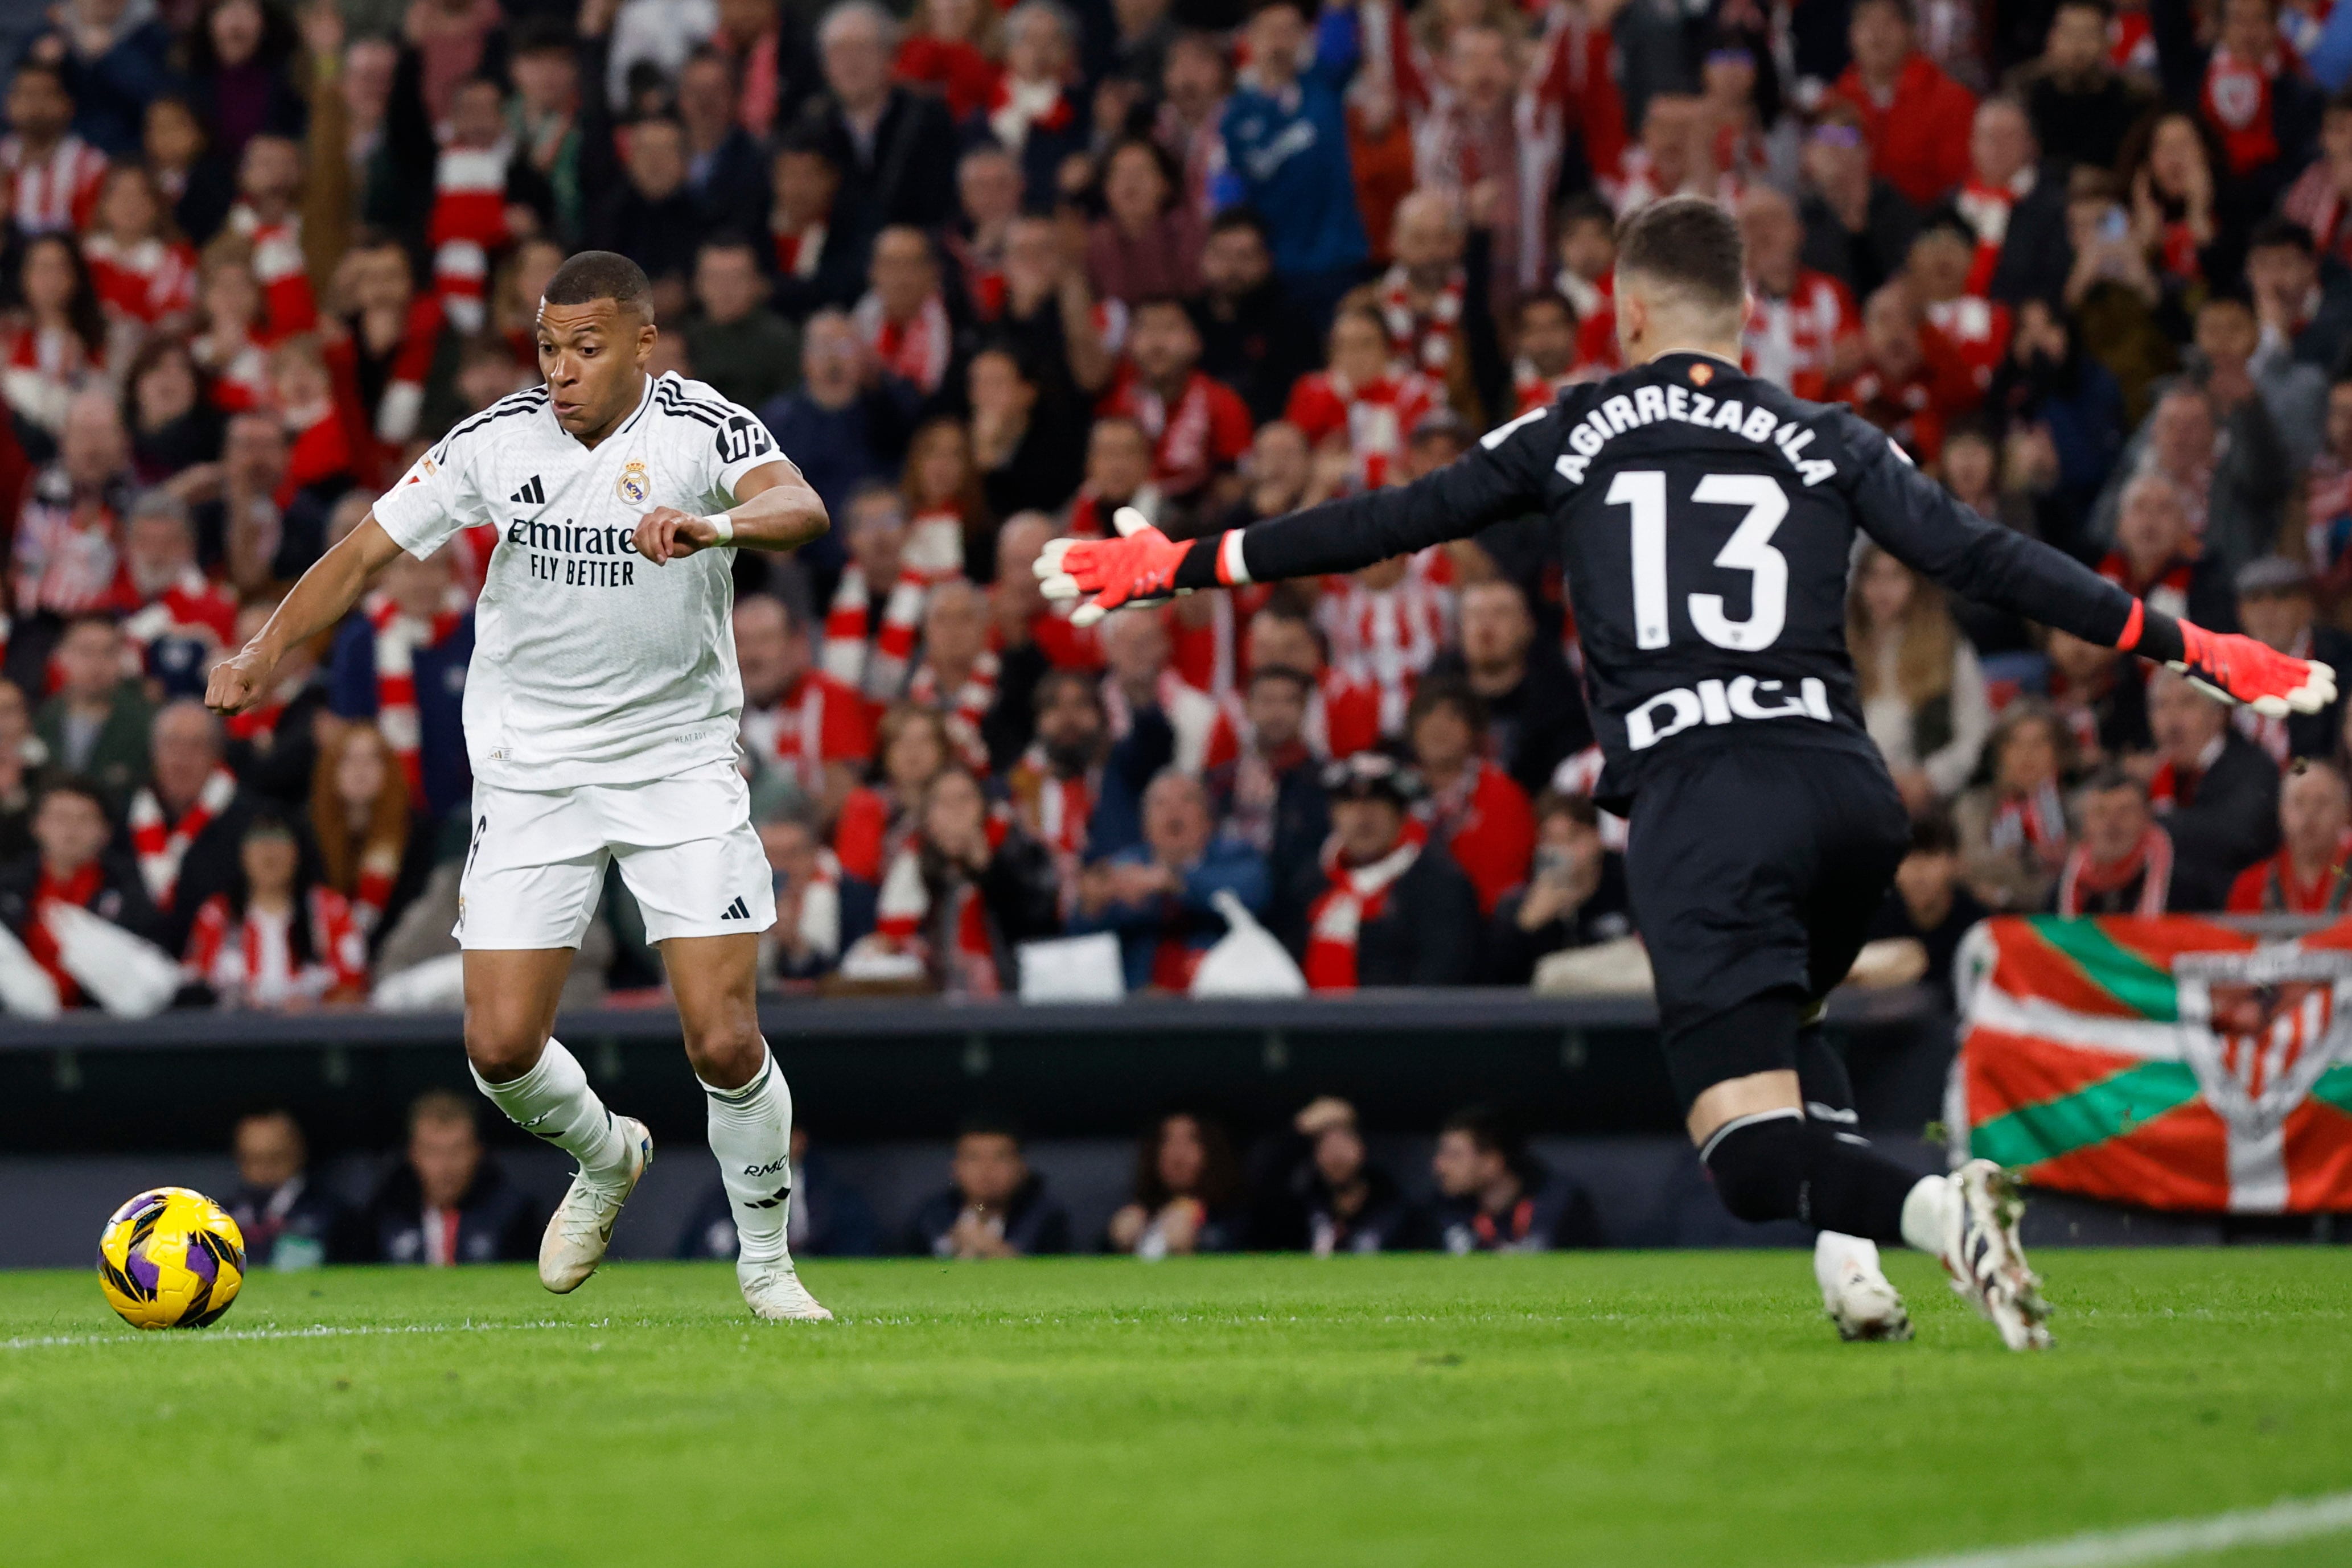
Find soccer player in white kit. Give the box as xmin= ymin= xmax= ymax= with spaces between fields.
xmin=205 ymin=253 xmax=834 ymax=1320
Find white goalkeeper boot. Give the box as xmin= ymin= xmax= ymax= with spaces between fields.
xmin=740 ymin=1258 xmax=833 ymax=1322
xmin=538 ymin=1116 xmax=652 ymax=1293
xmin=1815 ymin=1232 xmax=1913 ymax=1342
xmin=1939 ymin=1160 xmax=2052 ymax=1351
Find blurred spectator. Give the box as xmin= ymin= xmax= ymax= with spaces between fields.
xmin=0 ymin=681 xmax=36 ymax=861
xmin=146 ymin=94 xmax=235 ymax=249
xmin=797 ymin=0 xmax=959 ymax=238
xmin=0 ymin=774 xmax=165 ymax=1006
xmin=1096 ymin=601 xmax=1215 ymax=787
xmin=1089 ymin=138 xmax=1204 ymax=304
xmin=310 ymin=722 xmax=433 ymax=954
xmin=2232 ymin=557 xmax=2352 ymax=764
xmin=945 ymin=140 xmax=1017 ymax=310
xmin=2157 ymin=0 xmax=2323 ymax=215
xmin=2018 ymin=0 xmax=2155 ymax=174
xmin=1482 ymin=791 xmax=1631 ymax=986
xmin=906 ymin=578 xmax=996 ymax=773
xmin=333 ymin=233 xmax=454 ymax=468
xmin=834 ymin=702 xmax=952 ymax=882
xmin=1220 ymin=0 xmax=1367 ymax=330
xmin=1407 ymin=681 xmax=1532 ymax=915
xmin=1796 ymin=105 xmax=1919 ymax=306
xmin=1963 ymin=100 xmax=2071 ymax=309
xmin=1955 ymin=699 xmax=2076 ymax=913
xmin=760 ymin=316 xmax=916 ymax=537
xmin=759 ymin=805 xmax=871 ymax=982
xmin=1867 ymin=812 xmax=1986 ymax=1009
xmin=686 ymin=234 xmax=800 ymax=414
xmin=1193 ymin=207 xmax=1317 ymax=426
xmin=1203 ymin=665 xmax=1327 ymax=952
xmin=1005 ymin=666 xmax=1109 ymax=910
xmin=586 ymin=113 xmax=705 ymax=298
xmin=972 ymin=0 xmax=1088 ymax=208
xmin=3 ymin=59 xmax=109 ymax=236
xmin=222 ymin=1107 xmax=353 ymax=1269
xmin=906 ymin=1120 xmax=1074 ymax=1257
xmin=1073 ymin=767 xmax=1268 ymax=991
xmin=2147 ymin=666 xmax=2280 ymax=908
xmin=1322 ymin=544 xmax=1453 ymax=733
xmin=1831 ymin=281 xmax=1979 ymax=463
xmin=13 ymin=390 xmax=132 ymax=625
xmin=226 ymin=133 xmax=316 ymax=339
xmin=739 ymin=592 xmax=871 ymax=826
xmin=677 ymin=48 xmax=768 ymax=241
xmin=679 ymin=1125 xmax=882 ymax=1260
xmin=2283 ymin=95 xmax=2352 ymax=270
xmin=767 ymin=128 xmax=862 ymax=319
xmin=1984 ymin=297 xmax=2125 ymax=541
xmin=1423 ymin=579 xmax=1585 ymax=799
xmin=365 ymin=1088 xmax=540 ymax=1266
xmin=123 ymin=335 xmax=223 ymax=484
xmin=856 ymin=224 xmax=952 ymax=397
xmin=327 ymin=546 xmax=473 ymax=820
xmin=41 ymin=0 xmax=175 ymax=160
xmin=2229 ymin=758 xmax=2352 ymax=912
xmin=2199 ymin=293 xmax=2323 ymax=473
xmin=1848 ymin=544 xmax=1990 ymax=813
xmin=865 ymin=766 xmax=1059 ymax=994
xmin=1257 ymin=1095 xmax=1415 ymax=1254
xmin=1740 ymin=184 xmax=1858 ymax=402
xmin=182 ymin=810 xmax=367 ymax=1009
xmin=1825 ymin=0 xmax=1975 ymax=208
xmin=1303 ymin=751 xmax=1478 ymax=989
xmin=1909 ymin=216 xmax=2010 ymax=394
xmin=34 ymin=616 xmax=151 ymax=801
xmin=1283 ymin=301 xmax=1434 ymax=489
xmin=2247 ymin=218 xmax=2352 ymax=372
xmin=969 ymin=344 xmax=1078 ymax=521
xmin=191 ymin=411 xmax=316 ymax=595
xmin=2095 ymin=470 xmax=2233 ymax=631
xmin=2045 ymin=627 xmax=2153 ymax=769
xmin=1108 ymin=1110 xmax=1244 ymax=1256
xmin=133 ymin=699 xmax=256 ymax=951
xmin=1428 ymin=1105 xmax=1601 ymax=1252
xmin=1099 ymin=294 xmax=1251 ymax=503
xmin=895 ymin=0 xmax=1000 ymax=122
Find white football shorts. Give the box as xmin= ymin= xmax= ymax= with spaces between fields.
xmin=455 ymin=758 xmax=776 ymax=949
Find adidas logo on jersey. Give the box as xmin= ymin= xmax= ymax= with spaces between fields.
xmin=510 ymin=475 xmax=545 ymax=505
xmin=1624 ymin=674 xmax=1835 ymax=751
xmin=719 ymin=896 xmax=750 ymax=921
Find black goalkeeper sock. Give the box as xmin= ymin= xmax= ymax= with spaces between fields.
xmin=1795 ymin=1024 xmax=1866 ymax=1147
xmin=1700 ymin=1110 xmax=1921 ymax=1244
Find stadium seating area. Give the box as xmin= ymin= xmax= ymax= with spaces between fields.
xmin=0 ymin=0 xmax=2350 ymax=1018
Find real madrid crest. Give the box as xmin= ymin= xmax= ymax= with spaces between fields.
xmin=616 ymin=459 xmax=651 ymax=505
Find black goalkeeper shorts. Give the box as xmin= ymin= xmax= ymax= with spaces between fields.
xmin=1623 ymin=742 xmax=1910 ymax=1110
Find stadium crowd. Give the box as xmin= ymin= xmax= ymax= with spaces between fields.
xmin=3 ymin=0 xmax=2352 ymax=1014
xmin=224 ymin=1093 xmax=1609 ymax=1260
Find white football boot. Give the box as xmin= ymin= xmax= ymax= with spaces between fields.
xmin=1940 ymin=1159 xmax=2053 ymax=1351
xmin=538 ymin=1116 xmax=653 ymax=1294
xmin=739 ymin=1258 xmax=834 ymax=1322
xmin=1815 ymin=1232 xmax=1913 ymax=1342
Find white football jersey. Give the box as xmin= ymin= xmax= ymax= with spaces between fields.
xmin=372 ymin=372 xmax=787 ymax=791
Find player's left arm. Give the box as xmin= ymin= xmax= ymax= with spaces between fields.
xmin=1038 ymin=403 xmax=1560 ymax=625
xmin=632 ymin=456 xmax=829 ymax=565
xmin=1844 ymin=414 xmax=2335 ymax=718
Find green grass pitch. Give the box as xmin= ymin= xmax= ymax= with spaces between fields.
xmin=2 ymin=1249 xmax=2348 ymax=1567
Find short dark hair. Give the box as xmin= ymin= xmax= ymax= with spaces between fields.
xmin=1208 ymin=205 xmax=1270 ymax=243
xmin=35 ymin=774 xmax=108 ymax=815
xmin=542 ymin=250 xmax=654 ymax=319
xmin=2079 ymin=763 xmax=2144 ymax=801
xmin=1251 ymin=0 xmax=1314 ymax=22
xmin=2248 ymin=217 xmax=2317 ymax=257
xmin=1909 ymin=811 xmax=1959 ymax=857
xmin=958 ymin=1115 xmax=1026 ymax=1147
xmin=1247 ymin=663 xmax=1314 ymax=696
xmin=1514 ymin=289 xmax=1577 ymax=328
xmin=1615 ymin=196 xmax=1746 ymax=317
xmin=1031 ymin=666 xmax=1104 ymax=716
xmin=408 ymin=1087 xmax=476 ymax=1134
xmin=1407 ymin=678 xmax=1486 ymax=737
xmin=1532 ymin=789 xmax=1598 ymax=828
xmin=1441 ymin=1105 xmax=1524 ymax=1162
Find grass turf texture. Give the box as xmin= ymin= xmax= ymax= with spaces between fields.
xmin=2 ymin=1250 xmax=2347 ymax=1568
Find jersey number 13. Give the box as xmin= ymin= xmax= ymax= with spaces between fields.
xmin=1607 ymin=470 xmax=1788 ymax=652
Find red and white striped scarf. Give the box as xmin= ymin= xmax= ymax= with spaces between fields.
xmin=873 ymin=830 xmax=1005 ymax=995
xmin=852 ymin=290 xmax=952 ymax=394
xmin=1011 ymin=744 xmax=1095 ymax=916
xmin=1104 ymin=369 xmax=1231 ymax=497
xmin=228 ymin=204 xmax=316 ymax=340
xmin=128 ymin=766 xmax=237 ymax=906
xmin=772 ymin=219 xmax=826 ymax=280
xmin=183 ymin=887 xmax=368 ymax=1007
xmin=428 ymin=143 xmax=510 ymax=334
xmin=907 ymin=650 xmax=998 ymax=773
xmin=365 ymin=590 xmax=464 ymax=796
xmin=1167 ymin=593 xmax=1236 ymax=699
xmin=1303 ymin=820 xmax=1428 ymax=991
xmin=743 ymin=673 xmax=838 ymax=797
xmin=986 ymin=75 xmax=1075 ymax=151
xmin=0 ymin=133 xmax=106 ymax=233
xmin=1377 ymin=265 xmax=1462 ymax=376
xmin=1743 ymin=272 xmax=1855 ymax=401
xmin=1512 ymin=357 xmax=1571 ymax=415
xmin=1343 ymin=373 xmax=1435 ymax=488
xmin=24 ymin=860 xmax=102 ymax=1004
xmin=86 ymin=235 xmax=197 ymax=325
xmin=198 ymin=331 xmax=272 ymax=413
xmin=351 ymin=839 xmax=400 ymax=935
xmin=1987 ymin=780 xmax=2069 ymax=868
xmin=2056 ymin=825 xmax=2173 ymax=917
xmin=371 ymin=296 xmax=448 ymax=445
xmin=821 ymin=563 xmax=928 ymax=700
xmin=1952 ymin=172 xmax=2029 ymax=296
xmin=1322 ymin=567 xmax=1449 ymax=735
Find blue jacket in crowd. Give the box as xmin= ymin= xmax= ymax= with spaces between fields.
xmin=1071 ymin=836 xmax=1272 ymax=992
xmin=1219 ymin=7 xmax=1369 ymax=282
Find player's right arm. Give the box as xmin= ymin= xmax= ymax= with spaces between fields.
xmin=1038 ymin=404 xmax=1560 ymax=624
xmin=1843 ymin=414 xmax=2335 ymax=718
xmin=205 ymin=516 xmax=405 ymax=714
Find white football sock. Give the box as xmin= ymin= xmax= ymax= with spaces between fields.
xmin=470 ymin=1037 xmax=633 ymax=1189
xmin=703 ymin=1046 xmax=794 ymax=1266
xmin=1898 ymin=1175 xmax=1955 ymax=1256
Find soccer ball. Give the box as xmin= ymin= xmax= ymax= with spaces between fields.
xmin=96 ymin=1187 xmax=246 ymax=1330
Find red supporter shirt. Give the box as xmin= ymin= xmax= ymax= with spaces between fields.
xmin=1824 ymin=54 xmax=1977 ymax=208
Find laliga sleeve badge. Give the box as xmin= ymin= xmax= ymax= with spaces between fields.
xmin=616 ymin=460 xmax=651 ymax=505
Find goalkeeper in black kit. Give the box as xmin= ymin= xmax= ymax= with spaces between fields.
xmin=1040 ymin=197 xmax=2336 ymax=1350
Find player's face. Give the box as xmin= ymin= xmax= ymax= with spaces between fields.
xmin=537 ymin=299 xmax=655 ymax=443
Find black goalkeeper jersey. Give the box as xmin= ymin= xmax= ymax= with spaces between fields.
xmin=1226 ymin=352 xmax=2139 ymax=808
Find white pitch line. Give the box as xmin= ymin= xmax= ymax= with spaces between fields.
xmin=1861 ymin=1491 xmax=2352 ymax=1568
xmin=1 ymin=1318 xmax=586 ymax=1351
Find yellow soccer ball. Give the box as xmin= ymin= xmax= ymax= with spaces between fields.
xmin=97 ymin=1187 xmax=246 ymax=1330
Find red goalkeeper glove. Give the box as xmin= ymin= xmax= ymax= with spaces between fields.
xmin=1035 ymin=507 xmax=1188 ymax=627
xmin=2172 ymin=621 xmax=2339 ymax=717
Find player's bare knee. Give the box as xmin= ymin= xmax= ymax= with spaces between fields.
xmin=463 ymin=1018 xmax=548 ymax=1084
xmin=683 ymin=1016 xmax=764 ymax=1089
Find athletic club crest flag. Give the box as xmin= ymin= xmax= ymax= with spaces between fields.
xmin=1954 ymin=916 xmax=2352 ymax=1213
